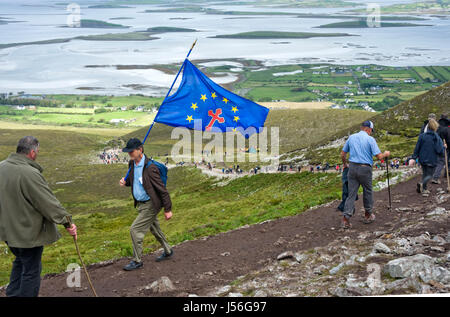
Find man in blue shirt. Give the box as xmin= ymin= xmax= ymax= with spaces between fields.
xmin=119 ymin=138 xmax=173 ymax=271
xmin=133 ymin=153 xmax=151 ymax=202
xmin=340 ymin=121 xmax=390 ymax=228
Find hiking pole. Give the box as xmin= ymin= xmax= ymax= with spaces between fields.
xmin=444 ymin=140 xmax=450 ymax=193
xmin=386 ymin=157 xmax=392 ymax=211
xmin=68 ymin=221 xmax=98 ymax=297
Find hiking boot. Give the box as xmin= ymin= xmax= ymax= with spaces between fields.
xmin=341 ymin=217 xmax=352 ymax=229
xmin=123 ymin=260 xmax=143 ymax=271
xmin=363 ymin=212 xmax=376 ymax=224
xmin=416 ymin=183 xmax=423 ymax=193
xmin=156 ymin=249 xmax=174 ymax=262
xmin=431 ymin=179 xmax=441 ymax=184
xmin=422 ymin=189 xmax=430 ymax=197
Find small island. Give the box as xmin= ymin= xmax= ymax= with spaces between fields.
xmin=88 ymin=4 xmax=133 ymax=9
xmin=146 ymin=26 xmax=197 ymax=33
xmin=296 ymin=13 xmax=427 ymax=21
xmin=212 ymin=31 xmax=356 ymax=39
xmin=60 ymin=19 xmax=130 ymax=29
xmin=316 ymin=20 xmax=432 ymax=28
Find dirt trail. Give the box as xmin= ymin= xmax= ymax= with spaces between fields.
xmin=1 ymin=172 xmax=448 ymax=297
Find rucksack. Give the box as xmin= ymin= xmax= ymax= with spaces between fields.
xmin=146 ymin=159 xmax=168 ymax=187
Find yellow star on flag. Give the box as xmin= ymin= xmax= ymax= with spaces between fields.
xmin=186 ymin=115 xmax=193 ymax=123
xmin=191 ymin=103 xmax=198 ymax=110
xmin=233 ymin=116 xmax=240 ymax=122
xmin=231 ymin=106 xmax=238 ymax=113
xmin=200 ymin=94 xmax=207 ymax=102
xmin=223 ymin=97 xmax=229 ymax=104
xmin=211 ymin=92 xmax=217 ymax=99
xmin=232 ymin=127 xmax=237 ymax=132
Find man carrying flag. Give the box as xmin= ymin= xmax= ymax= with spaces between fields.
xmin=119 ymin=138 xmax=173 ymax=271
xmin=118 ymin=43 xmax=270 ymax=271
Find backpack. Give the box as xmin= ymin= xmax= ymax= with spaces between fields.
xmin=146 ymin=159 xmax=168 ymax=187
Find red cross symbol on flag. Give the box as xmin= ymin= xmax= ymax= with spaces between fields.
xmin=206 ymin=108 xmax=225 ymax=131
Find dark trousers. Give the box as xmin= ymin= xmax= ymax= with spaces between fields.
xmin=421 ymin=165 xmax=436 ymax=190
xmin=337 ymin=167 xmax=358 ymax=212
xmin=343 ymin=162 xmax=373 ymax=219
xmin=6 ymin=245 xmax=43 ymax=297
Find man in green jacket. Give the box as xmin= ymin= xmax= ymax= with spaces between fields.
xmin=0 ymin=136 xmax=77 ymax=297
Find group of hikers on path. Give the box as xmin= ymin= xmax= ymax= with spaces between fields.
xmin=0 ymin=112 xmax=448 ymax=297
xmin=337 ymin=114 xmax=449 ymax=229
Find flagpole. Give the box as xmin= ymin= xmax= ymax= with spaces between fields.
xmin=124 ymin=39 xmax=198 ymax=180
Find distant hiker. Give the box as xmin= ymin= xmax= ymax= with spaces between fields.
xmin=340 ymin=121 xmax=390 ymax=229
xmin=0 ymin=136 xmax=77 ymax=297
xmin=119 ymin=138 xmax=173 ymax=271
xmin=432 ymin=113 xmax=450 ymax=184
xmin=409 ymin=119 xmax=445 ymax=197
xmin=420 ymin=113 xmax=437 ymax=134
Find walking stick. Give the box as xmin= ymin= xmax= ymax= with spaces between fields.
xmin=386 ymin=157 xmax=392 ymax=211
xmin=69 ymin=221 xmax=98 ymax=297
xmin=444 ymin=140 xmax=450 ymax=193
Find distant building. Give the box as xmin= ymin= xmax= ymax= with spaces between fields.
xmin=110 ymin=119 xmax=126 ymax=124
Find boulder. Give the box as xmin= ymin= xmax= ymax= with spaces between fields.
xmin=374 ymin=242 xmax=391 ymax=254
xmin=294 ymin=252 xmax=308 ymax=263
xmin=216 ymin=285 xmax=231 ymax=295
xmin=383 ymin=254 xmax=435 ymax=279
xmin=277 ymin=251 xmax=294 ymax=261
xmin=427 ymin=207 xmax=447 ymax=217
xmin=145 ymin=276 xmax=176 ymax=293
xmin=329 ymin=263 xmax=345 ymax=275
xmin=254 ymin=290 xmax=268 ymax=297
xmin=383 ymin=254 xmax=450 ymax=285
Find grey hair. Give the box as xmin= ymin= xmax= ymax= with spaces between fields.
xmin=16 ymin=136 xmax=39 ymax=155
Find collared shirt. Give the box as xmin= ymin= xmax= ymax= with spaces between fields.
xmin=342 ymin=130 xmax=381 ymax=166
xmin=133 ymin=154 xmax=151 ymax=202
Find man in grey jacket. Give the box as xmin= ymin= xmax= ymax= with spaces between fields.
xmin=0 ymin=136 xmax=77 ymax=297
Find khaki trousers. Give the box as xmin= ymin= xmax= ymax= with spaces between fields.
xmin=130 ymin=200 xmax=171 ymax=263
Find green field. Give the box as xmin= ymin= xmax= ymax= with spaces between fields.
xmin=0 ymin=106 xmax=156 ymax=128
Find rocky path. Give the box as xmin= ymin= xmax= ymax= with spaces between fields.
xmin=1 ymin=171 xmax=449 ymax=297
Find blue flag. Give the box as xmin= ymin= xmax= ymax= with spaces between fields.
xmin=154 ymin=59 xmax=269 ymax=138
